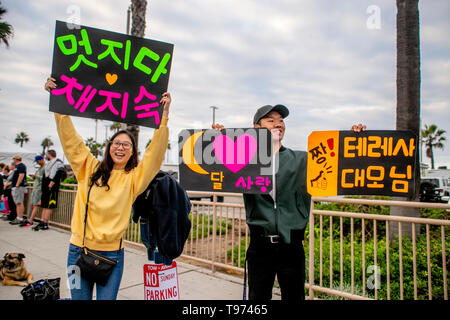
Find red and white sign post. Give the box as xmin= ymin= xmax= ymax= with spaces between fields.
xmin=143 ymin=261 xmax=179 ymax=300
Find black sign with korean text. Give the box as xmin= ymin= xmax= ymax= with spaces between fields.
xmin=307 ymin=130 xmax=417 ymax=197
xmin=178 ymin=128 xmax=273 ymax=194
xmin=49 ymin=20 xmax=174 ymax=128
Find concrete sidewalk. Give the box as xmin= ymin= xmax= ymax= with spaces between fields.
xmin=0 ymin=219 xmax=280 ymax=300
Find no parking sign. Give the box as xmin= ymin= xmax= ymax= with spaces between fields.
xmin=143 ymin=261 xmax=179 ymax=300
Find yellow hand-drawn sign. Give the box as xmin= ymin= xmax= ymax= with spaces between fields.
xmin=307 ymin=130 xmax=417 ymax=198
xmin=307 ymin=131 xmax=339 ymax=197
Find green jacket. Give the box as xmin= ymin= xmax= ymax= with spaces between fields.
xmin=243 ymin=146 xmax=311 ymax=244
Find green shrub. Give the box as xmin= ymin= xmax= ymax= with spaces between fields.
xmin=304 ymin=232 xmax=449 ymax=300
xmin=189 ymin=213 xmax=232 ymax=240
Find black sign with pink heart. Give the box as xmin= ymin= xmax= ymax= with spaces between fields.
xmin=178 ymin=128 xmax=273 ymax=194
xmin=49 ymin=20 xmax=174 ymax=128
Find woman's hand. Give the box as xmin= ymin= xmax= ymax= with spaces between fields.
xmin=45 ymin=77 xmax=57 ymax=92
xmin=160 ymin=92 xmax=171 ymax=118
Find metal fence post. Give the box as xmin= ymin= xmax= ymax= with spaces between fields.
xmin=309 ymin=198 xmax=315 ymax=300
xmin=211 ymin=194 xmax=217 ymax=272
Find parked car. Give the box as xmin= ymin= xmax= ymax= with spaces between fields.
xmin=421 ymin=177 xmax=450 ymax=196
xmin=419 ymin=177 xmax=450 ymax=203
xmin=419 ymin=181 xmax=442 ymax=203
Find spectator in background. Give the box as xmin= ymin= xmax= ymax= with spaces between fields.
xmin=21 ymin=155 xmax=46 ymax=228
xmin=0 ymin=163 xmax=4 ymax=213
xmin=33 ymin=150 xmax=64 ymax=231
xmin=9 ymin=155 xmax=27 ymax=225
xmin=3 ymin=163 xmax=17 ymax=222
xmin=0 ymin=163 xmax=5 ymax=177
xmin=1 ymin=165 xmax=13 ymax=219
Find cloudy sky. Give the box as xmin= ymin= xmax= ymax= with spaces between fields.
xmin=0 ymin=0 xmax=449 ymax=169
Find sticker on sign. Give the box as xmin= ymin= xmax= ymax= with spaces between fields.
xmin=143 ymin=262 xmax=179 ymax=300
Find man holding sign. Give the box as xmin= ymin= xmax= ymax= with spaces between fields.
xmin=44 ymin=21 xmax=174 ymax=300
xmin=213 ymin=106 xmax=365 ymax=301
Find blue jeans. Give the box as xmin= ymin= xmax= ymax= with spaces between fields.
xmin=67 ymin=243 xmax=124 ymax=300
xmin=140 ymin=218 xmax=173 ymax=265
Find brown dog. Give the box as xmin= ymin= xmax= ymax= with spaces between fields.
xmin=0 ymin=253 xmax=33 ymax=286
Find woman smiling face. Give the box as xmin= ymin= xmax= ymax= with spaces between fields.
xmin=109 ymin=133 xmax=134 ymax=170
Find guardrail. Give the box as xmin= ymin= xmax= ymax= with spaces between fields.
xmin=23 ymin=185 xmax=449 ymax=300
xmin=308 ymin=197 xmax=449 ymax=300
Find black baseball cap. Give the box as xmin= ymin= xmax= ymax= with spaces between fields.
xmin=253 ymin=104 xmax=289 ymax=124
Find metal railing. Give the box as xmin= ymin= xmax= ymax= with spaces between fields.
xmin=23 ymin=185 xmax=449 ymax=300
xmin=308 ymin=197 xmax=449 ymax=300
xmin=183 ymin=191 xmax=248 ymax=273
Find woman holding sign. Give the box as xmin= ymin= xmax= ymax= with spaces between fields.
xmin=45 ymin=77 xmax=171 ymax=300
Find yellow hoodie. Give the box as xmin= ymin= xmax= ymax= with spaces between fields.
xmin=55 ymin=113 xmax=169 ymax=251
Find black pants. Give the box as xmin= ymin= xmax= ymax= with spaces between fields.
xmin=246 ymin=229 xmax=305 ymax=301
xmin=4 ymin=188 xmax=16 ymax=220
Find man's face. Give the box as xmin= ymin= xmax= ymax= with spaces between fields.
xmin=254 ymin=111 xmax=286 ymax=142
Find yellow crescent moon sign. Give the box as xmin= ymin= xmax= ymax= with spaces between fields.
xmin=182 ymin=130 xmax=209 ymax=175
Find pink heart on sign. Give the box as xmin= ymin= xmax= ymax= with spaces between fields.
xmin=213 ymin=134 xmax=257 ymax=173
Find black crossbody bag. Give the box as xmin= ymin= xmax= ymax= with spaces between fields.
xmin=75 ymin=183 xmax=122 ymax=286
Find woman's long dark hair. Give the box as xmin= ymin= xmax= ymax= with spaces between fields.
xmin=89 ymin=130 xmax=139 ymax=190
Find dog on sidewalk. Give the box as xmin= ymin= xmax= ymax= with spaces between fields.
xmin=0 ymin=253 xmax=33 ymax=286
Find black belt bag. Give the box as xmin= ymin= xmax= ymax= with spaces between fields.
xmin=75 ymin=184 xmax=122 ymax=286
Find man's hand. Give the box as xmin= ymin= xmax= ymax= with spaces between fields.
xmin=351 ymin=123 xmax=367 ymax=132
xmin=212 ymin=123 xmax=224 ymax=131
xmin=16 ymin=173 xmax=24 ymax=188
xmin=45 ymin=77 xmax=57 ymax=92
xmin=49 ymin=181 xmax=55 ymax=190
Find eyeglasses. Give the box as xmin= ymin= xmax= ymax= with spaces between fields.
xmin=111 ymin=140 xmax=133 ymax=150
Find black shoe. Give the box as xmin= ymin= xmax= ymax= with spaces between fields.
xmin=9 ymin=218 xmax=22 ymax=225
xmin=32 ymin=222 xmax=44 ymax=231
xmin=40 ymin=223 xmax=49 ymax=230
xmin=19 ymin=220 xmax=33 ymax=227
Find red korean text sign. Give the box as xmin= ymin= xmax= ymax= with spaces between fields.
xmin=49 ymin=20 xmax=174 ymax=128
xmin=307 ymin=130 xmax=417 ymax=197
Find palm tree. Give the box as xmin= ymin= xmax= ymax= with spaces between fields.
xmin=14 ymin=132 xmax=29 ymax=148
xmin=0 ymin=2 xmax=13 ymax=47
xmin=110 ymin=122 xmax=122 ymax=133
xmin=85 ymin=137 xmax=104 ymax=158
xmin=421 ymin=124 xmax=446 ymax=169
xmin=390 ymin=0 xmax=421 ymax=239
xmin=126 ymin=0 xmax=148 ymax=149
xmin=41 ymin=136 xmax=54 ymax=155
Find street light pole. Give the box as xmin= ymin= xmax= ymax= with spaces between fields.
xmin=210 ymin=106 xmax=218 ymax=125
